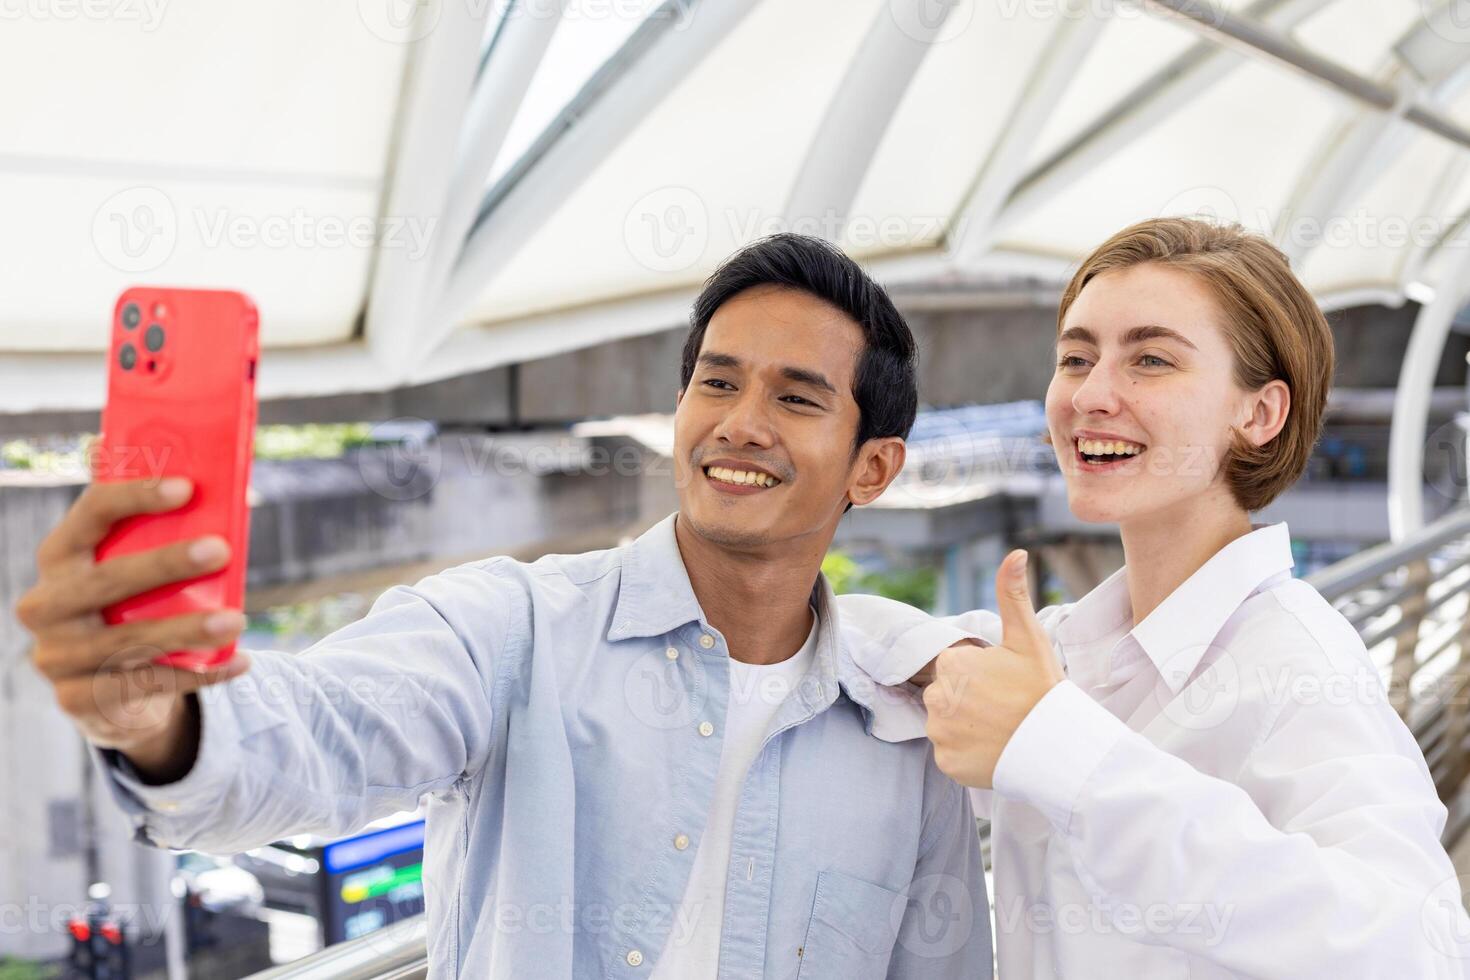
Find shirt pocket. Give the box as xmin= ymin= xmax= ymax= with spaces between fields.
xmin=795 ymin=870 xmax=906 ymax=980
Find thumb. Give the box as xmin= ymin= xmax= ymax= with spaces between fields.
xmin=996 ymin=549 xmax=1046 ymax=653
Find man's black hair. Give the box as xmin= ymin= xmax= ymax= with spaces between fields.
xmin=680 ymin=232 xmax=919 ymax=453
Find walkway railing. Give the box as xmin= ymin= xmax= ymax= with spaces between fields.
xmin=1308 ymin=506 xmax=1470 ymax=842
xmin=242 ymin=915 xmax=427 ymax=980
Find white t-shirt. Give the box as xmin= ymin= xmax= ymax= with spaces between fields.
xmin=650 ymin=612 xmax=819 ymax=979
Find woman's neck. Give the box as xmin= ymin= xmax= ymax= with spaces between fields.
xmin=1118 ymin=488 xmax=1255 ymax=627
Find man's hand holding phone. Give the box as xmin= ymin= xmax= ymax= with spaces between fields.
xmin=16 ymin=476 xmax=252 ymax=783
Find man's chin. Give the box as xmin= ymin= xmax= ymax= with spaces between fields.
xmin=680 ymin=510 xmax=775 ymax=551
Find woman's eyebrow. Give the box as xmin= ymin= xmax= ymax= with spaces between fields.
xmin=1122 ymin=324 xmax=1199 ymax=350
xmin=1057 ymin=325 xmax=1198 ymax=351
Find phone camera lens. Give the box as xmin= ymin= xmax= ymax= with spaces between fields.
xmin=121 ymin=303 xmax=141 ymax=329
xmin=145 ymin=324 xmax=165 ymax=352
xmin=119 ymin=343 xmax=137 ymax=370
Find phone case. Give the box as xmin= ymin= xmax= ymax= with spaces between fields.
xmin=93 ymin=287 xmax=259 ymax=671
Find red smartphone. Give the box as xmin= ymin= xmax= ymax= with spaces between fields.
xmin=92 ymin=287 xmax=259 ymax=671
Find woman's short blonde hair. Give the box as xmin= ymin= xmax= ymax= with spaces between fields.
xmin=1058 ymin=217 xmax=1335 ymax=513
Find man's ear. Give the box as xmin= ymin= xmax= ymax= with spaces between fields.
xmin=675 ymin=387 xmax=685 ymax=410
xmin=847 ymin=437 xmax=906 ymax=508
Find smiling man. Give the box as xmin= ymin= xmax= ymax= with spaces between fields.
xmin=19 ymin=234 xmax=990 ymax=979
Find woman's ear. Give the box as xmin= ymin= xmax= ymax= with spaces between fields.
xmin=1242 ymin=379 xmax=1290 ymax=448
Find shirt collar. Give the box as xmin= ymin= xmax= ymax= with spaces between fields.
xmin=1058 ymin=522 xmax=1295 ymax=695
xmin=606 ymin=513 xmax=706 ymax=642
xmin=773 ymin=574 xmax=901 ymax=740
xmin=606 ymin=512 xmax=888 ymax=735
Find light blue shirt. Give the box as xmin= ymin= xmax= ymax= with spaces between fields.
xmin=94 ymin=514 xmax=991 ymax=979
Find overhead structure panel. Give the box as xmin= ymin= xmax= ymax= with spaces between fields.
xmin=0 ymin=2 xmax=410 ymax=354
xmin=462 ymin=0 xmax=880 ymax=327
xmin=5 ymin=0 xmax=1470 ymax=414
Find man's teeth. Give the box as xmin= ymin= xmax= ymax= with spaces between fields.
xmin=706 ymin=466 xmax=780 ymax=488
xmin=1077 ymin=438 xmax=1145 ymax=457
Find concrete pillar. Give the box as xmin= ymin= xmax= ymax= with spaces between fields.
xmin=937 ymin=535 xmax=1006 ymax=616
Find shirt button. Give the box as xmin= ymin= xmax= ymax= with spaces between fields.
xmin=665 ymin=646 xmax=679 ymax=660
xmin=673 ymin=833 xmax=690 ymax=851
xmin=626 ymin=949 xmax=644 ymax=967
xmin=699 ymin=634 xmax=715 ymax=649
xmin=698 ymin=721 xmax=714 ymax=737
xmin=157 ymin=802 xmax=180 ymax=812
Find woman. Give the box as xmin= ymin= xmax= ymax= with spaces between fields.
xmin=838 ymin=217 xmax=1470 ymax=977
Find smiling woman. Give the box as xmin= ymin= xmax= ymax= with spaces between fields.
xmin=840 ymin=217 xmax=1470 ymax=978
xmin=1051 ymin=218 xmax=1334 ymax=525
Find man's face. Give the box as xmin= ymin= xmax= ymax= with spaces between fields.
xmin=673 ymin=285 xmax=871 ymax=551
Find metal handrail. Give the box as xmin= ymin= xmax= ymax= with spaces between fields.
xmin=1307 ymin=507 xmax=1470 ymax=601
xmin=1306 ymin=506 xmax=1470 ymax=832
xmin=244 ymin=914 xmax=427 ymax=980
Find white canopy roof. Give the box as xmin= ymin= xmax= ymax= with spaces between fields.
xmin=5 ymin=0 xmax=1470 ymax=414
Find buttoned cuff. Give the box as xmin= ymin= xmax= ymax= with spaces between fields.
xmin=851 ymin=620 xmax=988 ymax=687
xmin=91 ymin=686 xmax=244 ymax=847
xmin=992 ymin=680 xmax=1126 ymax=833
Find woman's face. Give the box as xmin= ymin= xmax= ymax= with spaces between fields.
xmin=1045 ymin=262 xmax=1267 ymax=527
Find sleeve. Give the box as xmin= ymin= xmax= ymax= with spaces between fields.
xmin=888 ymin=759 xmax=993 ymax=978
xmin=837 ymin=593 xmax=1062 ymax=747
xmin=90 ymin=560 xmax=520 ymax=855
xmin=835 ymin=594 xmax=1004 ymax=687
xmin=993 ymin=679 xmax=1470 ymax=977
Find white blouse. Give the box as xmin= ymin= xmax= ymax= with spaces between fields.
xmin=838 ymin=522 xmax=1470 ymax=978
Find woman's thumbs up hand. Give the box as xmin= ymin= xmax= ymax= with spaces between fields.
xmin=922 ymin=549 xmax=1065 ymax=788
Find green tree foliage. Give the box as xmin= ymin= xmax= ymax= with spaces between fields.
xmin=821 ymin=549 xmax=937 ymax=612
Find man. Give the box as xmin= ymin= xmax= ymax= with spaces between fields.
xmin=18 ymin=234 xmax=991 ymax=978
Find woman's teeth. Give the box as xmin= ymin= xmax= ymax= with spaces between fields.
xmin=705 ymin=466 xmax=780 ymax=488
xmin=1077 ymin=438 xmax=1145 ymax=458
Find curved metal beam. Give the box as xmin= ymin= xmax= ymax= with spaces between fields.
xmin=426 ymin=0 xmax=758 ymax=373
xmin=1275 ymin=2 xmax=1470 ymax=266
xmin=1140 ymin=0 xmax=1470 ymax=149
xmin=1274 ymin=105 xmax=1409 ymax=265
xmin=968 ymin=0 xmax=1333 ymax=265
xmin=1400 ymin=157 xmax=1470 ymax=288
xmin=782 ymin=0 xmax=953 ymax=238
xmin=361 ymin=0 xmax=495 ymax=377
xmin=946 ymin=8 xmax=1106 ymax=268
xmin=408 ymin=0 xmax=569 ymax=365
xmin=1388 ymin=241 xmax=1470 ymax=540
xmin=1287 ymin=6 xmax=1470 ymax=532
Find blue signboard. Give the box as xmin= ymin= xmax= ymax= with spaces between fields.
xmin=318 ymin=820 xmax=426 ymax=944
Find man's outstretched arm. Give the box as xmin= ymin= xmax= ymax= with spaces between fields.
xmin=19 ymin=477 xmax=510 ymax=855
